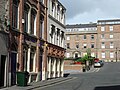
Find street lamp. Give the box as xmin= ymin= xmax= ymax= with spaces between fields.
xmin=115 ymin=47 xmax=117 ymax=62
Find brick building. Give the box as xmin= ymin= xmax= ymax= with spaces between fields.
xmin=8 ymin=0 xmax=48 ymax=85
xmin=0 ymin=0 xmax=66 ymax=87
xmin=65 ymin=19 xmax=120 ymax=62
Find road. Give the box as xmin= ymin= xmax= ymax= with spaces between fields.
xmin=35 ymin=62 xmax=120 ymax=90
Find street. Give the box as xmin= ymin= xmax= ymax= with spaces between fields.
xmin=36 ymin=62 xmax=120 ymax=90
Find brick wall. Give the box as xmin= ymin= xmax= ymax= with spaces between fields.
xmin=64 ymin=60 xmax=82 ymax=71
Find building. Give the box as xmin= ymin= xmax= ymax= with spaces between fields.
xmin=97 ymin=19 xmax=120 ymax=62
xmin=0 ymin=0 xmax=66 ymax=87
xmin=66 ymin=23 xmax=97 ymax=59
xmin=0 ymin=0 xmax=9 ymax=87
xmin=65 ymin=19 xmax=120 ymax=62
xmin=8 ymin=0 xmax=47 ymax=86
xmin=47 ymin=0 xmax=66 ymax=79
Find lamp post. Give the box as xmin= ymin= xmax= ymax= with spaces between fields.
xmin=115 ymin=47 xmax=117 ymax=62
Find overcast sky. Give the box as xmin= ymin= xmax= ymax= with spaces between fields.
xmin=59 ymin=0 xmax=120 ymax=24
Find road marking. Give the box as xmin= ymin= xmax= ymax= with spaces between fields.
xmin=90 ymin=68 xmax=100 ymax=73
xmin=95 ymin=68 xmax=100 ymax=72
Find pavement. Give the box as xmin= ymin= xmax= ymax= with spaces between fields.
xmin=0 ymin=77 xmax=73 ymax=90
xmin=1 ymin=67 xmax=99 ymax=90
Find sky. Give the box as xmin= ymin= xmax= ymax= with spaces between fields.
xmin=59 ymin=0 xmax=120 ymax=24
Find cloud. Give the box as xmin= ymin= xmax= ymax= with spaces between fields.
xmin=59 ymin=0 xmax=120 ymax=24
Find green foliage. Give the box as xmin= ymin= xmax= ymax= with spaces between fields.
xmin=81 ymin=54 xmax=89 ymax=62
xmin=86 ymin=48 xmax=91 ymax=56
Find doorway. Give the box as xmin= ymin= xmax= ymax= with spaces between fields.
xmin=11 ymin=52 xmax=17 ymax=85
xmin=0 ymin=55 xmax=6 ymax=87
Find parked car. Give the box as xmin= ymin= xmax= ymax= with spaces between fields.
xmin=94 ymin=60 xmax=104 ymax=67
xmin=94 ymin=61 xmax=101 ymax=67
xmin=98 ymin=60 xmax=104 ymax=66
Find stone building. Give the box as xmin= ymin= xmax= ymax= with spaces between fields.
xmin=66 ymin=23 xmax=97 ymax=59
xmin=65 ymin=19 xmax=120 ymax=62
xmin=47 ymin=0 xmax=66 ymax=79
xmin=0 ymin=0 xmax=9 ymax=87
xmin=97 ymin=19 xmax=120 ymax=62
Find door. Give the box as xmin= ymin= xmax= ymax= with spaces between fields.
xmin=0 ymin=55 xmax=6 ymax=87
xmin=11 ymin=52 xmax=17 ymax=85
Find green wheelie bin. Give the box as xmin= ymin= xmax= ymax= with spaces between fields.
xmin=17 ymin=71 xmax=29 ymax=86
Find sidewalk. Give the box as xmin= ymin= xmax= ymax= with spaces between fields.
xmin=1 ymin=77 xmax=73 ymax=90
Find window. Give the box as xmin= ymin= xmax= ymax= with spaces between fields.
xmin=101 ymin=52 xmax=105 ymax=58
xmin=12 ymin=0 xmax=19 ymax=28
xmin=23 ymin=49 xmax=28 ymax=71
xmin=110 ymin=42 xmax=114 ymax=48
xmin=75 ymin=53 xmax=78 ymax=58
xmin=101 ymin=34 xmax=105 ymax=38
xmin=101 ymin=26 xmax=105 ymax=31
xmin=76 ymin=43 xmax=79 ymax=48
xmin=91 ymin=43 xmax=94 ymax=48
xmin=109 ymin=26 xmax=113 ymax=31
xmin=30 ymin=52 xmax=35 ymax=72
xmin=91 ymin=52 xmax=95 ymax=57
xmin=31 ymin=9 xmax=36 ymax=35
xmin=83 ymin=44 xmax=87 ymax=48
xmin=40 ymin=20 xmax=44 ymax=39
xmin=110 ymin=34 xmax=113 ymax=38
xmin=24 ymin=4 xmax=29 ymax=32
xmin=83 ymin=35 xmax=86 ymax=39
xmin=67 ymin=43 xmax=70 ymax=49
xmin=66 ymin=36 xmax=70 ymax=40
xmin=61 ymin=9 xmax=65 ymax=24
xmin=91 ymin=35 xmax=94 ymax=40
xmin=50 ymin=25 xmax=55 ymax=44
xmin=52 ymin=2 xmax=55 ymax=17
xmin=66 ymin=53 xmax=70 ymax=58
xmin=110 ymin=52 xmax=114 ymax=58
xmin=101 ymin=42 xmax=105 ymax=48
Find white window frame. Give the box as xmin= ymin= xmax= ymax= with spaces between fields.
xmin=83 ymin=44 xmax=87 ymax=48
xmin=66 ymin=36 xmax=70 ymax=40
xmin=101 ymin=42 xmax=105 ymax=48
xmin=66 ymin=53 xmax=70 ymax=58
xmin=110 ymin=42 xmax=114 ymax=48
xmin=110 ymin=34 xmax=113 ymax=38
xmin=110 ymin=52 xmax=114 ymax=58
xmin=109 ymin=26 xmax=113 ymax=31
xmin=101 ymin=34 xmax=104 ymax=38
xmin=101 ymin=26 xmax=105 ymax=31
xmin=101 ymin=52 xmax=105 ymax=58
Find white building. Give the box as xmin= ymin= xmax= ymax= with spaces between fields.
xmin=47 ymin=0 xmax=66 ymax=79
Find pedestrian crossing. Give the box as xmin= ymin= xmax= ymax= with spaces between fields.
xmin=90 ymin=68 xmax=100 ymax=73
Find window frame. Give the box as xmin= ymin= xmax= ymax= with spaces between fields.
xmin=101 ymin=26 xmax=105 ymax=31
xmin=12 ymin=0 xmax=19 ymax=29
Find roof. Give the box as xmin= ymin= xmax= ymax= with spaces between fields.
xmin=97 ymin=19 xmax=120 ymax=22
xmin=66 ymin=23 xmax=97 ymax=28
